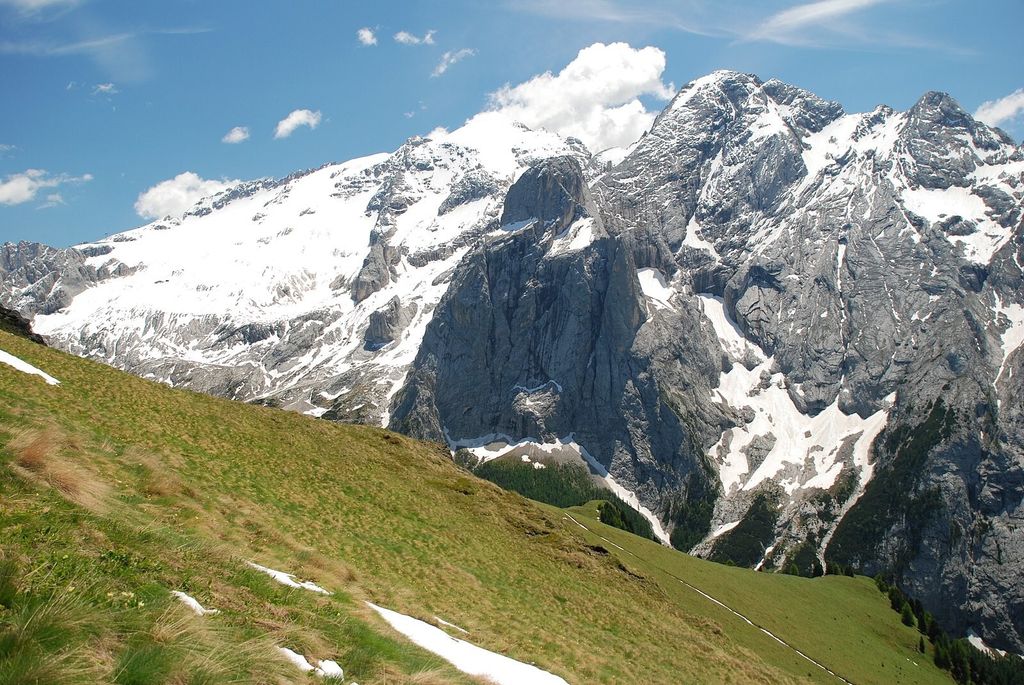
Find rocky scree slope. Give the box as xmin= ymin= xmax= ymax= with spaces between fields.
xmin=2 ymin=71 xmax=1023 ymax=651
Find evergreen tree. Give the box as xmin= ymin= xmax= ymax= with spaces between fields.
xmin=901 ymin=602 xmax=916 ymax=627
xmin=935 ymin=643 xmax=951 ymax=670
xmin=919 ymin=610 xmax=933 ymax=636
xmin=889 ymin=586 xmax=904 ymax=612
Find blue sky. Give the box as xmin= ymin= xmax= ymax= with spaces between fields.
xmin=1 ymin=0 xmax=1022 ymax=247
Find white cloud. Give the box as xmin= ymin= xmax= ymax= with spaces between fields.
xmin=747 ymin=0 xmax=890 ymax=44
xmin=431 ymin=48 xmax=475 ymax=77
xmin=274 ymin=109 xmax=322 ymax=139
xmin=134 ymin=172 xmax=238 ymax=220
xmin=38 ymin=192 xmax=64 ymax=209
xmin=975 ymin=88 xmax=1024 ymax=130
xmin=92 ymin=82 xmax=118 ymax=95
xmin=394 ymin=30 xmax=435 ymax=45
xmin=0 ymin=169 xmax=91 ymax=206
xmin=221 ymin=126 xmax=250 ymax=144
xmin=0 ymin=143 xmax=14 ymax=156
xmin=481 ymin=41 xmax=674 ymax=153
xmin=357 ymin=27 xmax=377 ymax=46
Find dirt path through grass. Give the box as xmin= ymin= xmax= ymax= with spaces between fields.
xmin=564 ymin=513 xmax=856 ymax=685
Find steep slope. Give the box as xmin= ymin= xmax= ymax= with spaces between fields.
xmin=0 ymin=329 xmax=959 ymax=684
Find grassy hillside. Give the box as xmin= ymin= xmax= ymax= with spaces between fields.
xmin=559 ymin=501 xmax=951 ymax=685
xmin=0 ymin=330 xmax=952 ymax=684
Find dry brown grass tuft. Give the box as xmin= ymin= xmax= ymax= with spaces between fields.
xmin=367 ymin=663 xmax=462 ymax=685
xmin=402 ymin=667 xmax=463 ymax=684
xmin=8 ymin=426 xmax=110 ymax=512
xmin=126 ymin=447 xmax=186 ymax=498
xmin=12 ymin=426 xmax=58 ymax=472
xmin=149 ymin=604 xmax=199 ymax=645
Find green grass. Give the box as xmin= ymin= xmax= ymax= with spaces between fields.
xmin=559 ymin=501 xmax=951 ymax=685
xmin=471 ymin=458 xmax=655 ymax=540
xmin=0 ymin=330 xmax=954 ymax=684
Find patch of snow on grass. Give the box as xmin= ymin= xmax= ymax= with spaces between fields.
xmin=435 ymin=616 xmax=469 ymax=634
xmin=367 ymin=603 xmax=568 ymax=685
xmin=279 ymin=647 xmax=315 ymax=672
xmin=278 ymin=647 xmax=344 ymax=680
xmin=315 ymin=660 xmax=344 ymax=679
xmin=0 ymin=349 xmax=60 ymax=385
xmin=170 ymin=591 xmax=218 ymax=616
xmin=247 ymin=562 xmax=331 ymax=594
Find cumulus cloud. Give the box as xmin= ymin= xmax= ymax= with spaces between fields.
xmin=431 ymin=48 xmax=475 ymax=77
xmin=357 ymin=27 xmax=377 ymax=46
xmin=482 ymin=41 xmax=674 ymax=153
xmin=221 ymin=126 xmax=250 ymax=144
xmin=274 ymin=109 xmax=321 ymax=139
xmin=975 ymin=88 xmax=1024 ymax=130
xmin=394 ymin=30 xmax=435 ymax=45
xmin=134 ymin=172 xmax=238 ymax=220
xmin=0 ymin=168 xmax=92 ymax=206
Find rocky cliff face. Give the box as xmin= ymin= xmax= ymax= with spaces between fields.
xmin=2 ymin=71 xmax=1022 ymax=650
xmin=391 ymin=158 xmax=727 ymax=536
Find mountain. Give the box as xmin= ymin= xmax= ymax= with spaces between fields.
xmin=2 ymin=70 xmax=1023 ymax=653
xmin=0 ymin=114 xmax=591 ymax=423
